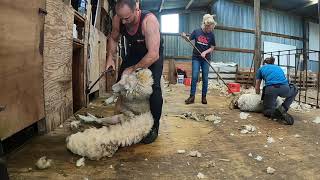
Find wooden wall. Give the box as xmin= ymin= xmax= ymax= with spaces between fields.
xmin=98 ymin=31 xmax=107 ymax=97
xmin=88 ymin=27 xmax=102 ymax=94
xmin=43 ymin=0 xmax=74 ymax=131
xmin=87 ymin=4 xmax=108 ymax=96
xmin=0 ymin=0 xmax=46 ymax=139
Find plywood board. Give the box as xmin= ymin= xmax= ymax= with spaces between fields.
xmin=88 ymin=27 xmax=101 ymax=94
xmin=98 ymin=31 xmax=107 ymax=96
xmin=43 ymin=0 xmax=74 ymax=131
xmin=0 ymin=0 xmax=46 ymax=139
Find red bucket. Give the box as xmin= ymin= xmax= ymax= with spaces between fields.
xmin=227 ymin=83 xmax=240 ymax=93
xmin=184 ymin=78 xmax=192 ymax=86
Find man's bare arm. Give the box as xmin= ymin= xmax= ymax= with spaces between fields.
xmin=132 ymin=15 xmax=160 ymax=70
xmin=106 ymin=16 xmax=121 ymax=69
xmin=255 ymin=79 xmax=262 ymax=94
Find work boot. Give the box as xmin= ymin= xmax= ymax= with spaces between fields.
xmin=274 ymin=106 xmax=294 ymax=125
xmin=140 ymin=125 xmax=159 ymax=144
xmin=201 ymin=95 xmax=207 ymax=104
xmin=185 ymin=95 xmax=195 ymax=104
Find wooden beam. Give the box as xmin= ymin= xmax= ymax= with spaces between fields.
xmin=215 ymin=47 xmax=255 ymax=53
xmin=215 ymin=25 xmax=253 ymax=34
xmin=168 ymin=59 xmax=176 ymax=84
xmin=261 ymin=31 xmax=304 ymax=41
xmin=253 ymin=0 xmax=261 ymax=82
xmin=164 ymin=47 xmax=255 ymax=57
xmin=302 ymin=19 xmax=309 ymax=71
xmin=165 ymin=56 xmax=192 ymax=59
xmin=159 ymin=0 xmax=165 ymax=13
xmin=185 ymin=0 xmax=194 ymax=10
xmin=215 ymin=25 xmax=304 ymax=41
xmin=157 ymin=8 xmax=207 ymax=15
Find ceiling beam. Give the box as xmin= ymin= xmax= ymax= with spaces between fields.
xmin=185 ymin=0 xmax=195 ymax=10
xmin=159 ymin=0 xmax=165 ymax=12
xmin=288 ymin=0 xmax=318 ymax=12
xmin=156 ymin=8 xmax=207 ymax=15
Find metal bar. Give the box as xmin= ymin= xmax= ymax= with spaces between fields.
xmin=287 ymin=50 xmax=290 ymax=81
xmin=317 ymin=0 xmax=320 ymax=108
xmin=299 ymin=52 xmax=303 ymax=104
xmin=299 ymin=94 xmax=318 ymax=100
xmin=305 ymin=53 xmax=308 ymax=104
xmin=295 ymin=101 xmax=317 ymax=107
xmin=317 ymin=51 xmax=320 ymax=107
xmin=277 ymin=51 xmax=280 ymax=66
xmin=263 ymin=49 xmax=320 ymax=56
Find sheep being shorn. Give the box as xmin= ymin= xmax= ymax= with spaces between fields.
xmin=235 ymin=93 xmax=283 ymax=112
xmin=66 ymin=69 xmax=155 ymax=160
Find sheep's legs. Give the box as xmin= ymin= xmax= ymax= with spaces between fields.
xmin=78 ymin=113 xmax=124 ymax=125
xmin=100 ymin=114 xmax=125 ymax=126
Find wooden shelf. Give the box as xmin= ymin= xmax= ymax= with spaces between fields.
xmin=74 ymin=9 xmax=85 ymax=24
xmin=73 ymin=38 xmax=84 ymax=49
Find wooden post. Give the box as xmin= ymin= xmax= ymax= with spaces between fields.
xmin=168 ymin=59 xmax=176 ymax=84
xmin=253 ymin=0 xmax=261 ymax=85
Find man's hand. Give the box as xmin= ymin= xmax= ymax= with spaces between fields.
xmin=122 ymin=66 xmax=135 ymax=75
xmin=201 ymin=52 xmax=207 ymax=59
xmin=106 ymin=58 xmax=115 ymax=71
xmin=255 ymin=88 xmax=260 ymax=95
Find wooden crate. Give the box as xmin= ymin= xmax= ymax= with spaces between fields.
xmin=289 ymin=71 xmax=318 ymax=87
xmin=235 ymin=71 xmax=254 ymax=85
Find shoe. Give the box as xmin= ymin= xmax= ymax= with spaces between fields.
xmin=274 ymin=106 xmax=294 ymax=125
xmin=140 ymin=125 xmax=159 ymax=144
xmin=185 ymin=95 xmax=195 ymax=104
xmin=201 ymin=96 xmax=207 ymax=104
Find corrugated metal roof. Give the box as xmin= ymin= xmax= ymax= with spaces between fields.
xmin=141 ymin=0 xmax=214 ymax=12
xmin=141 ymin=0 xmax=318 ymax=18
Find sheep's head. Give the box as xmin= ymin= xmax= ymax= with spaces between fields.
xmin=112 ymin=68 xmax=154 ymax=100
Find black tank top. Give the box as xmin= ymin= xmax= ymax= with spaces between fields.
xmin=120 ymin=10 xmax=163 ymax=62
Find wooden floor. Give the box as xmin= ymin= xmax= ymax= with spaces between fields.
xmin=7 ymin=84 xmax=320 ymax=180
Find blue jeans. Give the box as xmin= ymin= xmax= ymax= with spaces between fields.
xmin=190 ymin=58 xmax=209 ymax=96
xmin=263 ymin=84 xmax=298 ymax=117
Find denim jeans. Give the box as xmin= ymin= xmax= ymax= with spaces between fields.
xmin=190 ymin=58 xmax=209 ymax=96
xmin=263 ymin=84 xmax=298 ymax=117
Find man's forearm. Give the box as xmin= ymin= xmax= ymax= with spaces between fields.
xmin=107 ymin=38 xmax=118 ymax=62
xmin=255 ymin=79 xmax=261 ymax=94
xmin=132 ymin=52 xmax=159 ymax=70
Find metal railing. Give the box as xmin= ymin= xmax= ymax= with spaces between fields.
xmin=263 ymin=49 xmax=320 ymax=107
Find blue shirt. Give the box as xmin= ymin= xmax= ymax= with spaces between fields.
xmin=256 ymin=64 xmax=288 ymax=86
xmin=190 ymin=28 xmax=216 ymax=60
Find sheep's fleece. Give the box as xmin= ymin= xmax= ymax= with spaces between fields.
xmin=66 ymin=69 xmax=155 ymax=160
xmin=236 ymin=93 xmax=283 ymax=112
